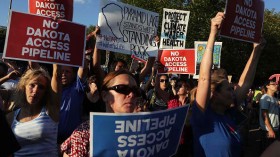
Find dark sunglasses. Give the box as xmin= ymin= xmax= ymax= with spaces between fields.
xmin=106 ymin=84 xmax=141 ymax=97
xmin=160 ymin=79 xmax=169 ymax=83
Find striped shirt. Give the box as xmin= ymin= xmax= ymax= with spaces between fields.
xmin=11 ymin=107 xmax=58 ymax=157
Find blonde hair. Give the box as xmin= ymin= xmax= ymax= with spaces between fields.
xmin=12 ymin=68 xmax=51 ymax=108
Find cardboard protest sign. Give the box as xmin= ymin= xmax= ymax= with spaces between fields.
xmin=157 ymin=49 xmax=195 ymax=74
xmin=4 ymin=11 xmax=86 ymax=67
xmin=97 ymin=0 xmax=159 ymax=61
xmin=160 ymin=8 xmax=190 ymax=49
xmin=29 ymin=0 xmax=73 ymax=21
xmin=220 ymin=0 xmax=264 ymax=43
xmin=90 ymin=105 xmax=188 ymax=157
xmin=193 ymin=41 xmax=222 ymax=78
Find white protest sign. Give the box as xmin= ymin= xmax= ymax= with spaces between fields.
xmin=97 ymin=0 xmax=159 ymax=61
xmin=160 ymin=8 xmax=190 ymax=49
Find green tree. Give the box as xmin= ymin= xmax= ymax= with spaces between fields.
xmin=256 ymin=9 xmax=280 ymax=85
xmin=119 ymin=0 xmax=280 ymax=85
xmin=0 ymin=27 xmax=6 ymax=53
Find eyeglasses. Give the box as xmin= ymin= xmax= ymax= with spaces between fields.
xmin=106 ymin=84 xmax=141 ymax=97
xmin=269 ymin=83 xmax=278 ymax=86
xmin=160 ymin=79 xmax=169 ymax=83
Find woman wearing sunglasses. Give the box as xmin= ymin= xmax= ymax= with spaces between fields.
xmin=147 ymin=72 xmax=179 ymax=111
xmin=61 ymin=69 xmax=142 ymax=156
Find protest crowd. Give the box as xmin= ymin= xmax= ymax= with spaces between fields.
xmin=1 ymin=0 xmax=280 ymax=157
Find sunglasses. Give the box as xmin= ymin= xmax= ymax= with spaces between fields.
xmin=106 ymin=84 xmax=141 ymax=97
xmin=160 ymin=79 xmax=169 ymax=83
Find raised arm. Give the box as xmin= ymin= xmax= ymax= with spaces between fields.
xmin=0 ymin=60 xmax=20 ymax=85
xmin=196 ymin=12 xmax=224 ymax=111
xmin=144 ymin=65 xmax=156 ymax=92
xmin=27 ymin=61 xmax=40 ymax=70
xmin=91 ymin=26 xmax=106 ymax=89
xmin=48 ymin=64 xmax=62 ymax=122
xmin=139 ymin=57 xmax=155 ymax=82
xmin=76 ymin=28 xmax=99 ymax=80
xmin=0 ymin=71 xmax=20 ymax=86
xmin=234 ymin=38 xmax=265 ymax=104
xmin=77 ymin=53 xmax=89 ymax=80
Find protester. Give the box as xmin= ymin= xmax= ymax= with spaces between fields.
xmin=2 ymin=64 xmax=61 ymax=156
xmin=191 ymin=12 xmax=265 ymax=157
xmin=58 ymin=63 xmax=88 ymax=144
xmin=174 ymin=79 xmax=192 ymax=106
xmin=91 ymin=26 xmax=155 ymax=87
xmin=259 ymin=78 xmax=280 ymax=152
xmin=0 ymin=60 xmax=21 ymax=90
xmin=169 ymin=76 xmax=176 ymax=96
xmin=142 ymin=64 xmax=156 ymax=94
xmin=60 ymin=69 xmax=142 ymax=156
xmin=169 ymin=80 xmax=194 ymax=157
xmin=147 ymin=73 xmax=176 ymax=111
xmin=82 ymin=75 xmax=105 ymax=121
xmin=110 ymin=59 xmax=128 ymax=72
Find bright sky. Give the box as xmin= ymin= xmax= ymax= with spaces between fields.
xmin=0 ymin=0 xmax=279 ymax=27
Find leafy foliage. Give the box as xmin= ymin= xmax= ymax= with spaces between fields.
xmin=0 ymin=1 xmax=278 ymax=86
xmin=0 ymin=28 xmax=6 ymax=53
xmin=118 ymin=0 xmax=280 ymax=86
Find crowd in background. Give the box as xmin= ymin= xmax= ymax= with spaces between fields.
xmin=0 ymin=12 xmax=280 ymax=157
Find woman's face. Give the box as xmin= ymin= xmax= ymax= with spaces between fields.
xmin=25 ymin=76 xmax=47 ymax=106
xmin=104 ymin=74 xmax=139 ymax=113
xmin=177 ymin=83 xmax=190 ymax=96
xmin=159 ymin=75 xmax=168 ymax=91
xmin=266 ymin=81 xmax=278 ymax=92
xmin=61 ymin=66 xmax=75 ymax=86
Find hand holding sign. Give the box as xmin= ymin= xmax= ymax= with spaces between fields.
xmin=29 ymin=0 xmax=73 ymax=21
xmin=219 ymin=0 xmax=264 ymax=43
xmin=211 ymin=12 xmax=225 ymax=35
xmin=97 ymin=0 xmax=159 ymax=61
xmin=253 ymin=37 xmax=266 ymax=50
xmin=86 ymin=26 xmax=100 ymax=41
xmin=4 ymin=11 xmax=86 ymax=67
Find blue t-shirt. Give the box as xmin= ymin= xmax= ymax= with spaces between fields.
xmin=190 ymin=101 xmax=241 ymax=157
xmin=58 ymin=76 xmax=86 ymax=143
xmin=259 ymin=94 xmax=279 ymax=131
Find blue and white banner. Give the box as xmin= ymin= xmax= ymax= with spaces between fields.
xmin=90 ymin=105 xmax=189 ymax=157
